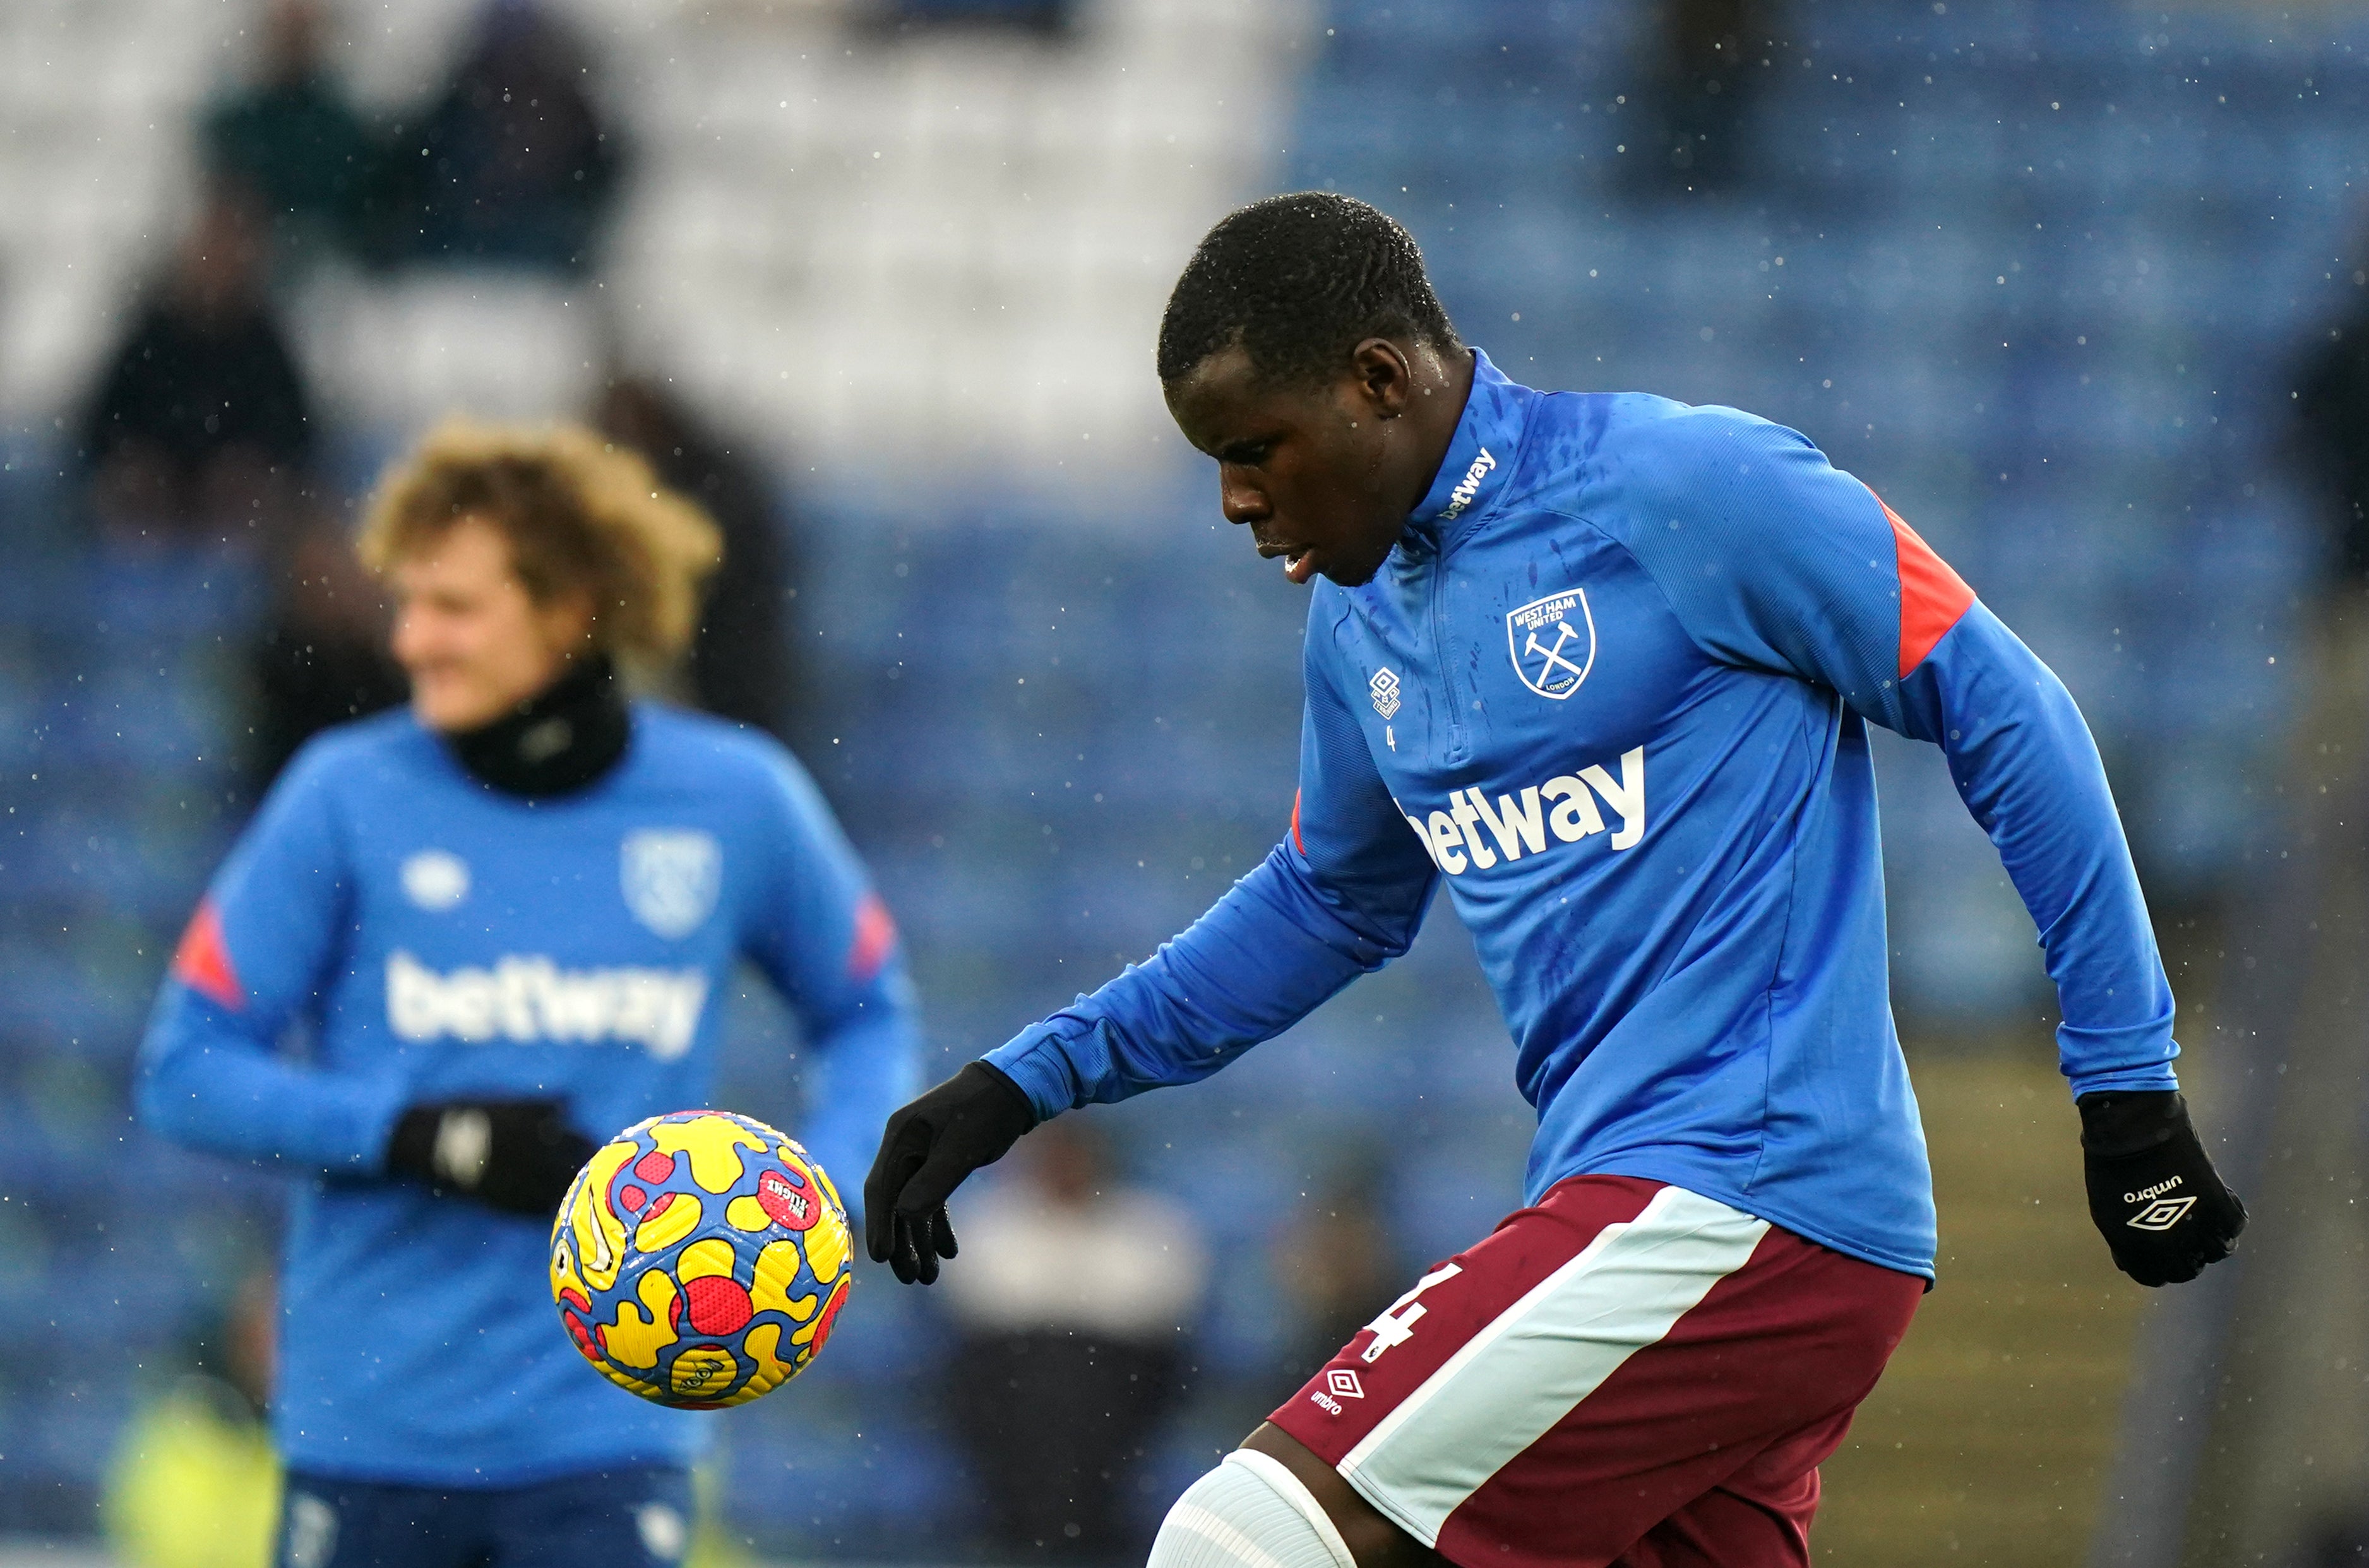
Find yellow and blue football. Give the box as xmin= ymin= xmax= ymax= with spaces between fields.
xmin=549 ymin=1110 xmax=852 ymax=1409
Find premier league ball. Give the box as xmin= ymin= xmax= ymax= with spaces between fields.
xmin=549 ymin=1110 xmax=853 ymax=1408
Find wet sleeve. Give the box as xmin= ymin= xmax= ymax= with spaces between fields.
xmin=985 ymin=609 xmax=1441 ymax=1122
xmin=135 ymin=749 xmax=410 ymax=1172
xmin=1601 ymin=405 xmax=2177 ymax=1097
xmin=741 ymin=749 xmax=922 ymax=1207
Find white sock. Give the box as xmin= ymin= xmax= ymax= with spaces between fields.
xmin=1147 ymin=1449 xmax=1358 ymax=1568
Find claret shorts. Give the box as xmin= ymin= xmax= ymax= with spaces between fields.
xmin=1269 ymin=1175 xmax=1924 ymax=1568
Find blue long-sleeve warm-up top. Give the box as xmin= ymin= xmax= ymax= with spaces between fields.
xmin=989 ymin=350 xmax=2177 ymax=1281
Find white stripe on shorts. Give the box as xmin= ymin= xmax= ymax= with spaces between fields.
xmin=1337 ymin=1185 xmax=1770 ymax=1547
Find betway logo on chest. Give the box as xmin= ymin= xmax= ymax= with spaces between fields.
xmin=1401 ymin=746 xmax=1645 ymax=876
xmin=386 ymin=951 xmax=707 ymax=1061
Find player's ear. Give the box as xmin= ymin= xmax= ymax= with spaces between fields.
xmin=1350 ymin=338 xmax=1416 ymax=419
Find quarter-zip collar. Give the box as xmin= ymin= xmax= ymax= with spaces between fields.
xmin=1402 ymin=347 xmax=1529 ymax=557
xmin=446 ymin=653 xmax=632 ymax=798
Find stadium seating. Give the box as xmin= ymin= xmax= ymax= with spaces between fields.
xmin=1289 ymin=0 xmax=2348 ymax=989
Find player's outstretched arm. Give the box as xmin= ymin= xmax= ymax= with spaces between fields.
xmin=985 ymin=634 xmax=1438 ymax=1120
xmin=864 ymin=626 xmax=1438 ymax=1284
xmin=863 ymin=843 xmax=1429 ymax=1284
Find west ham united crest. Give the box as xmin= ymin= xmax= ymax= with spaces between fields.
xmin=1506 ymin=590 xmax=1597 ymax=700
xmin=621 ymin=828 xmax=723 ymax=939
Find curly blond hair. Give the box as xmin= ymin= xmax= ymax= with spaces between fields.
xmin=357 ymin=419 xmax=723 ymax=665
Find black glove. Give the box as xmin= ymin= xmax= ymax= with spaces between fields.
xmin=388 ymin=1099 xmax=597 ymax=1218
xmin=2079 ymin=1090 xmax=2247 ymax=1286
xmin=864 ymin=1061 xmax=1036 ymax=1283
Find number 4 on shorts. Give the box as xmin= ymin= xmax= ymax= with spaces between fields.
xmin=1360 ymin=1262 xmax=1464 ymax=1363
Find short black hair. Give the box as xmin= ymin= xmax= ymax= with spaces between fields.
xmin=1157 ymin=191 xmax=1460 ymax=388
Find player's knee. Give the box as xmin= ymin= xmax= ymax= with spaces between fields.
xmin=1149 ymin=1449 xmax=1358 ymax=1568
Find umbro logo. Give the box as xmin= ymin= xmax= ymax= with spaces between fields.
xmin=1309 ymin=1367 xmax=1367 ymax=1414
xmin=1369 ymin=668 xmax=1401 ymax=720
xmin=2123 ymin=1174 xmax=2193 ymax=1230
xmin=2128 ymin=1197 xmax=2195 ymax=1232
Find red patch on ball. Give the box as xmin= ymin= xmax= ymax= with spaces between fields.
xmin=683 ymin=1275 xmax=754 ymax=1336
xmin=634 ymin=1151 xmax=676 ymax=1184
xmin=618 ymin=1184 xmax=647 ymax=1214
xmin=755 ymin=1168 xmax=817 ymax=1231
xmin=806 ymin=1277 xmax=850 ymax=1359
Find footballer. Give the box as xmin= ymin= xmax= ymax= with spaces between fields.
xmin=868 ymin=193 xmax=2246 ymax=1567
xmin=139 ymin=422 xmax=919 ymax=1567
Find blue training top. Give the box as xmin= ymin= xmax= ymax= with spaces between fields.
xmin=138 ymin=703 xmax=919 ymax=1485
xmin=988 ymin=350 xmax=2177 ymax=1280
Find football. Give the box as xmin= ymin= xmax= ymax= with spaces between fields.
xmin=549 ymin=1110 xmax=853 ymax=1408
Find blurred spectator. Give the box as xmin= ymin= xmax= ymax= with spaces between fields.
xmin=102 ymin=1270 xmax=280 ymax=1568
xmin=940 ymin=1119 xmax=1207 ymax=1563
xmin=246 ymin=513 xmax=407 ymax=787
xmin=73 ymin=177 xmax=395 ymax=785
xmin=78 ymin=187 xmax=314 ymax=543
xmin=1268 ymin=1148 xmax=1400 ymax=1385
xmin=595 ymin=376 xmax=801 ymax=741
xmin=391 ymin=1 xmax=623 ymax=274
xmin=2293 ymin=263 xmax=2369 ymax=585
xmin=1641 ymin=0 xmax=1770 ymax=193
xmin=202 ymin=0 xmax=385 ymax=273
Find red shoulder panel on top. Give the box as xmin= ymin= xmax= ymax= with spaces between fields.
xmin=170 ymin=898 xmax=244 ymax=1011
xmin=1291 ymin=790 xmax=1306 ymax=857
xmin=845 ymin=892 xmax=898 ymax=984
xmin=1873 ymin=488 xmax=1976 ymax=677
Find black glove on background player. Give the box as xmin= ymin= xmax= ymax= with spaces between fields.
xmin=2078 ymin=1090 xmax=2246 ymax=1286
xmin=388 ymin=1098 xmax=597 ymax=1218
xmin=865 ymin=1060 xmax=1036 ymax=1283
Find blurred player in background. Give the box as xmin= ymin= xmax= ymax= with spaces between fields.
xmin=138 ymin=422 xmax=919 ymax=1568
xmin=868 ymin=193 xmax=2248 ymax=1568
